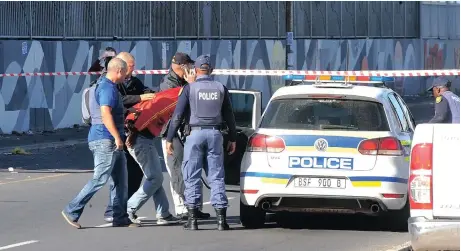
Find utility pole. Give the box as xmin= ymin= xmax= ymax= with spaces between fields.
xmin=285 ymin=1 xmax=294 ymax=86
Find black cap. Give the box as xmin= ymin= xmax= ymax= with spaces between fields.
xmin=427 ymin=77 xmax=451 ymax=92
xmin=172 ymin=52 xmax=194 ymax=65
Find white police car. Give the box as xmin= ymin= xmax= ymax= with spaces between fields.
xmin=236 ymin=75 xmax=416 ymax=230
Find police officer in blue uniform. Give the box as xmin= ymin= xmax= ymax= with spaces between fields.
xmin=165 ymin=55 xmax=237 ymax=231
xmin=427 ymin=77 xmax=460 ymax=124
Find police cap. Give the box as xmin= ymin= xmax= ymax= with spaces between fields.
xmin=172 ymin=52 xmax=194 ymax=65
xmin=194 ymin=55 xmax=212 ymax=70
xmin=427 ymin=77 xmax=452 ymax=92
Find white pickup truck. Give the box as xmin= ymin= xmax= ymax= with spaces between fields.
xmin=408 ymin=123 xmax=461 ymax=251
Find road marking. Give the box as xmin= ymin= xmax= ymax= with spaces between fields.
xmin=0 ymin=173 xmax=68 ymax=185
xmin=203 ymin=196 xmax=236 ymax=205
xmin=0 ymin=240 xmax=39 ymax=250
xmin=95 ymin=217 xmax=147 ymax=228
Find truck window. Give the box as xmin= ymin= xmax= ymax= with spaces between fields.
xmin=259 ymin=98 xmax=390 ymax=131
xmin=388 ymin=94 xmax=410 ymax=132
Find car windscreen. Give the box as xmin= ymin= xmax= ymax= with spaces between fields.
xmin=259 ymin=98 xmax=390 ymax=131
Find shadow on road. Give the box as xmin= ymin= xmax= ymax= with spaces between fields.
xmin=265 ymin=213 xmax=407 ymax=233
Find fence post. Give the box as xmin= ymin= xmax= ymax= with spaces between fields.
xmin=285 ymin=0 xmax=294 ymax=86
xmin=29 ymin=2 xmax=32 ymax=39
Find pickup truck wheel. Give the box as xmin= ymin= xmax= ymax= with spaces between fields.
xmin=381 ymin=200 xmax=410 ymax=232
xmin=240 ymin=200 xmax=266 ymax=229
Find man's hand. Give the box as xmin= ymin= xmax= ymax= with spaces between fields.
xmin=184 ymin=68 xmax=196 ymax=83
xmin=166 ymin=141 xmax=174 ymax=155
xmin=140 ymin=93 xmax=156 ymax=101
xmin=125 ymin=133 xmax=137 ymax=148
xmin=227 ymin=141 xmax=236 ymax=155
xmin=115 ymin=137 xmax=124 ymax=151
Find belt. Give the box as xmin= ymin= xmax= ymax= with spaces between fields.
xmin=190 ymin=126 xmax=220 ymax=131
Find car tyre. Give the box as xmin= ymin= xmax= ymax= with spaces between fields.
xmin=381 ymin=199 xmax=410 ymax=232
xmin=240 ymin=200 xmax=266 ymax=229
xmin=276 ymin=211 xmax=306 ymax=229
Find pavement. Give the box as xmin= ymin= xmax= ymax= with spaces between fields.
xmin=0 ymin=97 xmax=434 ymax=251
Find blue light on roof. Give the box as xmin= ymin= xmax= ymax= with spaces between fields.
xmin=283 ymin=75 xmax=304 ymax=80
xmin=370 ymin=76 xmax=395 ymax=82
xmin=331 ymin=76 xmax=345 ymax=81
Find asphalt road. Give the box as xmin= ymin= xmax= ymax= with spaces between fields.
xmin=0 ymin=145 xmax=411 ymax=251
xmin=0 ymin=97 xmax=432 ymax=251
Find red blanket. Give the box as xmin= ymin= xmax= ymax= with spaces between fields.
xmin=125 ymin=87 xmax=182 ymax=137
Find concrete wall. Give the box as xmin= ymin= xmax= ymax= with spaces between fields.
xmin=0 ymin=38 xmax=459 ymax=134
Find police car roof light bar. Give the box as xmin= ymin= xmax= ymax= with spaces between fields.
xmin=283 ymin=75 xmax=394 ymax=87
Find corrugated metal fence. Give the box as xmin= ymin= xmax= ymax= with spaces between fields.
xmin=0 ymin=1 xmax=422 ymax=40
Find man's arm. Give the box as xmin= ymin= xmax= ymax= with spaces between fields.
xmin=429 ymin=97 xmax=449 ymax=123
xmin=98 ymin=88 xmax=123 ymax=142
xmin=159 ymin=77 xmax=173 ymax=91
xmin=121 ymin=78 xmax=156 ymax=107
xmin=221 ymin=86 xmax=237 ymax=142
xmin=166 ymin=85 xmax=190 ymax=142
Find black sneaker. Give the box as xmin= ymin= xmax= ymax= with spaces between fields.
xmin=113 ymin=218 xmax=141 ymax=227
xmin=178 ymin=213 xmax=188 ymax=221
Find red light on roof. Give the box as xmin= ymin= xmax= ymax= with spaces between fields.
xmin=356 ymin=76 xmax=370 ymax=81
xmin=305 ymin=75 xmax=317 ymax=80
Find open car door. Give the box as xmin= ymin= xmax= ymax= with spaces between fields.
xmin=201 ymin=89 xmax=262 ymax=192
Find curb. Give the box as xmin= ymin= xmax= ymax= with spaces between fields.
xmin=0 ymin=139 xmax=87 ymax=155
xmin=381 ymin=242 xmax=412 ymax=251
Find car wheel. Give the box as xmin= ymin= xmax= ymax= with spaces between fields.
xmin=381 ymin=199 xmax=410 ymax=232
xmin=240 ymin=200 xmax=266 ymax=229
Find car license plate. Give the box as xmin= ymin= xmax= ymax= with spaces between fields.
xmin=293 ymin=177 xmax=346 ymax=189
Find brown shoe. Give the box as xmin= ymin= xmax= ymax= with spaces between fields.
xmin=61 ymin=211 xmax=81 ymax=229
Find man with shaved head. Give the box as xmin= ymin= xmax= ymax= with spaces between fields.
xmin=62 ymin=58 xmax=139 ymax=228
xmin=102 ymin=52 xmax=154 ymax=223
xmin=101 ymin=52 xmax=179 ymax=225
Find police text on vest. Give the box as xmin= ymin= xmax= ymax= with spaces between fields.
xmin=198 ymin=92 xmax=219 ymax=100
xmin=288 ymin=156 xmax=354 ymax=170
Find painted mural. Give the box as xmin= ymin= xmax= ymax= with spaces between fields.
xmin=0 ymin=39 xmax=459 ymax=134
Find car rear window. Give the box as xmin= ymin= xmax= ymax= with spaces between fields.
xmin=260 ymin=98 xmax=390 ymax=131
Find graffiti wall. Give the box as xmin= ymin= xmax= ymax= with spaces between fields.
xmin=0 ymin=39 xmax=459 ymax=134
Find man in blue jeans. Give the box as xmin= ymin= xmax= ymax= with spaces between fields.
xmin=61 ymin=58 xmax=139 ymax=228
xmin=112 ymin=52 xmax=179 ymax=225
xmin=124 ymin=134 xmax=180 ymax=225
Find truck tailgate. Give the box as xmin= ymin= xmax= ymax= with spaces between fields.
xmin=432 ymin=125 xmax=461 ymax=218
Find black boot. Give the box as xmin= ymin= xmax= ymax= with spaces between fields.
xmin=197 ymin=210 xmax=211 ymax=219
xmin=215 ymin=208 xmax=230 ymax=231
xmin=183 ymin=207 xmax=198 ymax=230
xmin=179 ymin=209 xmax=210 ymax=220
